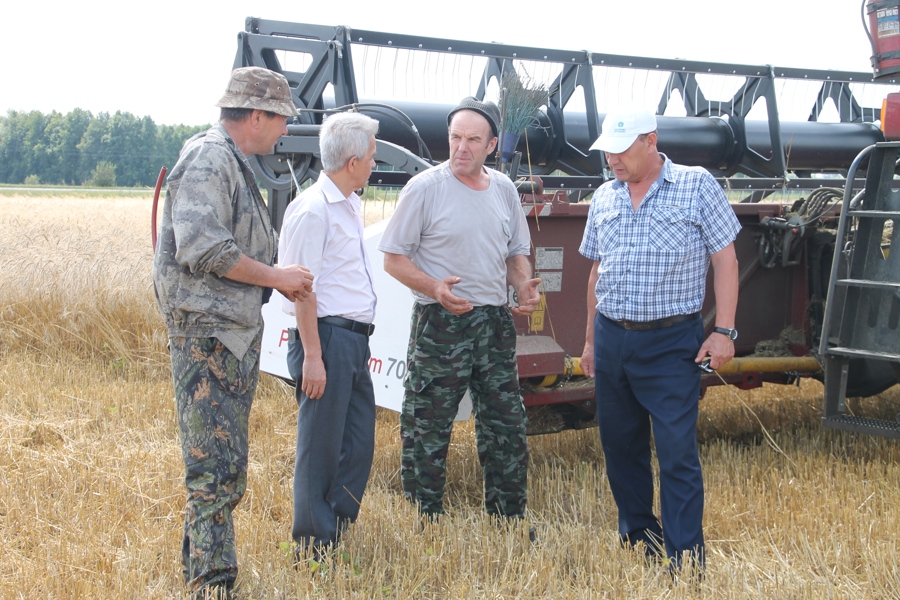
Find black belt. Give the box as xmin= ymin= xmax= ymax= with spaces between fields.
xmin=318 ymin=315 xmax=375 ymax=337
xmin=608 ymin=312 xmax=698 ymax=331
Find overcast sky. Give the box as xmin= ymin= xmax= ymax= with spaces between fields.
xmin=2 ymin=1 xmax=875 ymax=126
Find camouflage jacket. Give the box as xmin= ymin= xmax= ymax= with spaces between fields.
xmin=152 ymin=122 xmax=276 ymax=360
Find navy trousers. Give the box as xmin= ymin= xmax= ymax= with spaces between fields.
xmin=594 ymin=312 xmax=705 ymax=567
xmin=287 ymin=321 xmax=376 ymax=551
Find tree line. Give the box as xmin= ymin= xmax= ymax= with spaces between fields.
xmin=0 ymin=109 xmax=209 ymax=187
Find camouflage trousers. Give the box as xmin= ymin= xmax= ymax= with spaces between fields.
xmin=169 ymin=332 xmax=261 ymax=593
xmin=401 ymin=303 xmax=528 ymax=518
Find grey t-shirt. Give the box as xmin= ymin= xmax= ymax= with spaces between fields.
xmin=378 ymin=162 xmax=530 ymax=306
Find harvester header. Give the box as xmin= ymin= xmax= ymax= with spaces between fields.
xmin=232 ymin=18 xmax=900 ymax=437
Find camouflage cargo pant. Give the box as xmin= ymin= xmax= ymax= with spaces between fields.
xmin=169 ymin=332 xmax=261 ymax=593
xmin=401 ymin=303 xmax=529 ymax=518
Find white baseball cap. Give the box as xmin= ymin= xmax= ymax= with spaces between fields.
xmin=589 ymin=108 xmax=657 ymax=154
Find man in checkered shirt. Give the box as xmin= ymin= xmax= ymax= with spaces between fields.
xmin=579 ymin=107 xmax=740 ymax=577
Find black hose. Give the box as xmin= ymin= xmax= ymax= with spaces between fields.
xmin=797 ymin=187 xmax=842 ymax=225
xmin=862 ymin=0 xmax=878 ymax=65
xmin=295 ymin=103 xmax=435 ymax=163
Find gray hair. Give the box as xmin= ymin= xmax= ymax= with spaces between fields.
xmin=320 ymin=112 xmax=379 ymax=172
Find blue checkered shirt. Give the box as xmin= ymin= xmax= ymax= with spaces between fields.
xmin=579 ymin=154 xmax=741 ymax=322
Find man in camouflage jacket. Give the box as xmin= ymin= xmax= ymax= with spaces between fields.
xmin=152 ymin=67 xmax=313 ymax=599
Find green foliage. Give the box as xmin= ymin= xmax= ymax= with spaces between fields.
xmin=0 ymin=109 xmax=208 ymax=187
xmin=24 ymin=174 xmax=40 ymax=186
xmin=89 ymin=161 xmax=117 ymax=187
xmin=278 ymin=540 xmax=297 ymax=558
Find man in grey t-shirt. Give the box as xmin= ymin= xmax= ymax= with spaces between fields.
xmin=378 ymin=97 xmax=540 ymax=521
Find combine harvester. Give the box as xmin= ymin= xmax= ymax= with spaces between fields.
xmin=231 ymin=4 xmax=900 ymax=437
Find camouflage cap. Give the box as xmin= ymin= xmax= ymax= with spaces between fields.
xmin=216 ymin=67 xmax=299 ymax=117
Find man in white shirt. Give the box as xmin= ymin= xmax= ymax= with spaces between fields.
xmin=278 ymin=112 xmax=379 ymax=562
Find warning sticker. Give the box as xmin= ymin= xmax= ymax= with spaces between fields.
xmin=529 ymin=293 xmax=548 ymax=333
xmin=877 ymin=8 xmax=900 ymax=38
xmin=537 ymin=271 xmax=562 ymax=293
xmin=535 ymin=247 xmax=564 ymax=270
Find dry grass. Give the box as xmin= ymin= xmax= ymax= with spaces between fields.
xmin=359 ymin=187 xmax=400 ymax=227
xmin=2 ymin=195 xmax=900 ymax=599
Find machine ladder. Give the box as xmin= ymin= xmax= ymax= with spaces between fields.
xmin=819 ymin=142 xmax=900 ymax=437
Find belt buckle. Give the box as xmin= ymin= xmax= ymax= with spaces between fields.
xmin=354 ymin=321 xmax=375 ymax=336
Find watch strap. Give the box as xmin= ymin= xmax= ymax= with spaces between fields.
xmin=713 ymin=326 xmax=737 ymax=340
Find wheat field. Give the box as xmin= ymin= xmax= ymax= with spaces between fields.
xmin=1 ymin=192 xmax=899 ymax=599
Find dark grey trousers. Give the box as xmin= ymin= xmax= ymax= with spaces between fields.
xmin=286 ymin=321 xmax=376 ymax=550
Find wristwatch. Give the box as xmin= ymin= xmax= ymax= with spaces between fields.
xmin=713 ymin=326 xmax=738 ymax=341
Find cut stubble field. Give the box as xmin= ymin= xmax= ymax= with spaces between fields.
xmin=1 ymin=193 xmax=899 ymax=599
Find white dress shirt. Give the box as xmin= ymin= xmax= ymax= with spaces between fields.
xmin=278 ymin=173 xmax=377 ymax=323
